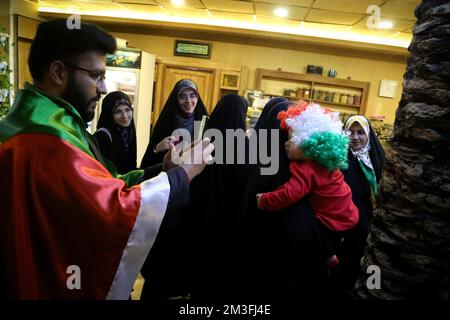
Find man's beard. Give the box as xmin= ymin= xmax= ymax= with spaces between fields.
xmin=63 ymin=75 xmax=100 ymax=123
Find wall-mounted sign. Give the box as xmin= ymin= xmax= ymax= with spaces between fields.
xmin=306 ymin=65 xmax=323 ymax=75
xmin=106 ymin=49 xmax=141 ymax=68
xmin=379 ymin=79 xmax=398 ymax=98
xmin=174 ymin=40 xmax=211 ymax=59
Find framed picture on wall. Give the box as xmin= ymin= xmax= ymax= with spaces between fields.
xmin=174 ymin=40 xmax=211 ymax=59
xmin=379 ymin=79 xmax=398 ymax=98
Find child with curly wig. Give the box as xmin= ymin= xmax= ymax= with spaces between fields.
xmin=256 ymin=101 xmax=359 ymax=267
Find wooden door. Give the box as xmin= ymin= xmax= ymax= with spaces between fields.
xmin=155 ymin=66 xmax=215 ymax=122
xmin=15 ymin=15 xmax=40 ymax=89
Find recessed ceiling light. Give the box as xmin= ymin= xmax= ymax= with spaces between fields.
xmin=171 ymin=0 xmax=185 ymax=7
xmin=377 ymin=21 xmax=393 ymax=29
xmin=274 ymin=8 xmax=288 ymax=18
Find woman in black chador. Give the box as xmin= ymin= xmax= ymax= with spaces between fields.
xmin=140 ymin=79 xmax=208 ymax=168
xmin=94 ymin=91 xmax=137 ymax=174
xmin=328 ymin=115 xmax=385 ymax=299
xmin=188 ymin=93 xmax=250 ymax=301
xmin=244 ymin=101 xmax=327 ymax=301
xmin=140 ymin=94 xmax=245 ymax=302
xmin=139 ymin=80 xmax=206 ymax=301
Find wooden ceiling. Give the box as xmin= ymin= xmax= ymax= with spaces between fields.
xmin=35 ymin=0 xmax=419 ymax=49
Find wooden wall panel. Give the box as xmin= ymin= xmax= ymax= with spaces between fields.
xmin=17 ymin=40 xmax=32 ymax=89
xmin=17 ymin=15 xmax=39 ymax=40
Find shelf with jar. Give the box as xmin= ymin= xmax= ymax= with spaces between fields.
xmin=369 ymin=116 xmax=393 ymax=149
xmin=220 ymin=70 xmax=240 ymax=91
xmin=218 ymin=69 xmax=247 ymax=102
xmin=255 ymin=68 xmax=370 ymax=116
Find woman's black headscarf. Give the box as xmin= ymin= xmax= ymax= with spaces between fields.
xmin=140 ymin=79 xmax=208 ymax=168
xmin=253 ymin=97 xmax=288 ymax=131
xmin=207 ymin=94 xmax=248 ymax=132
xmin=187 ymin=94 xmax=249 ymax=300
xmin=94 ymin=91 xmax=136 ymax=174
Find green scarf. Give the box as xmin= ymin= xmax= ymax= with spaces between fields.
xmin=357 ymin=159 xmax=378 ymax=206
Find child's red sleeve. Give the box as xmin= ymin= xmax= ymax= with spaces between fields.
xmin=259 ymin=161 xmax=313 ymax=211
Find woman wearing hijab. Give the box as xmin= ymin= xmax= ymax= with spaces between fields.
xmin=328 ymin=115 xmax=385 ymax=299
xmin=139 ymin=79 xmax=207 ymax=301
xmin=187 ymin=94 xmax=249 ymax=301
xmin=94 ymin=91 xmax=137 ymax=174
xmin=244 ymin=101 xmax=326 ymax=301
xmin=140 ymin=79 xmax=208 ymax=168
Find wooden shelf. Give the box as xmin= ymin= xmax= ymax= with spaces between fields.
xmin=262 ymin=95 xmax=360 ymax=109
xmin=220 ymin=71 xmax=240 ymax=90
xmin=265 ymin=93 xmax=297 ymax=99
xmin=219 ymin=70 xmax=245 ymax=100
xmin=255 ymin=68 xmax=370 ymax=115
xmin=310 ymin=99 xmax=360 ymax=109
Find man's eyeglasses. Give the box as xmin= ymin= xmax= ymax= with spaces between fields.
xmin=63 ymin=61 xmax=106 ymax=84
xmin=178 ymin=93 xmax=198 ymax=102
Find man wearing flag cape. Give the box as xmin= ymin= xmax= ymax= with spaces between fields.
xmin=0 ymin=19 xmax=213 ymax=299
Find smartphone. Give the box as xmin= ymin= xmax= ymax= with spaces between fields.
xmin=196 ymin=115 xmax=208 ymax=142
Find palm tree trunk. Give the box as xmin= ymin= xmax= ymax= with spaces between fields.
xmin=356 ymin=0 xmax=450 ymax=299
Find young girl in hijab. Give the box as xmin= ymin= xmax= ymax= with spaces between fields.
xmin=94 ymin=91 xmax=137 ymax=174
xmin=328 ymin=115 xmax=385 ymax=299
xmin=257 ymin=101 xmax=359 ymax=267
xmin=140 ymin=79 xmax=208 ymax=168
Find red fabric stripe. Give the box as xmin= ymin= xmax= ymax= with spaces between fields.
xmin=0 ymin=133 xmax=141 ymax=299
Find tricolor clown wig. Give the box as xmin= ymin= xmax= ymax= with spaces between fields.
xmin=278 ymin=101 xmax=349 ymax=171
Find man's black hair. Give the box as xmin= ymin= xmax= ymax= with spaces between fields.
xmin=28 ymin=19 xmax=117 ymax=81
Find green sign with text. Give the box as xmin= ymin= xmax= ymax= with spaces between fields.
xmin=174 ymin=40 xmax=211 ymax=59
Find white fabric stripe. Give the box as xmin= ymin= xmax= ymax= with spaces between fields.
xmin=106 ymin=172 xmax=170 ymax=300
